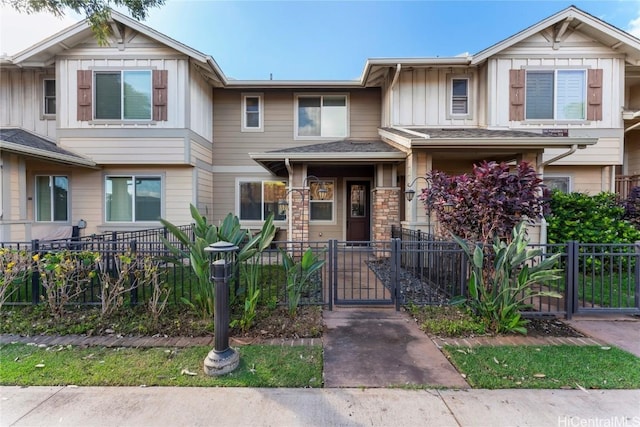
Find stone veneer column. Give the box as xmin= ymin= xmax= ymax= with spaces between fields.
xmin=371 ymin=187 xmax=400 ymax=242
xmin=289 ymin=189 xmax=309 ymax=245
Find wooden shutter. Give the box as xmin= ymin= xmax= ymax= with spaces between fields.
xmin=153 ymin=70 xmax=168 ymax=121
xmin=77 ymin=70 xmax=92 ymax=121
xmin=509 ymin=69 xmax=525 ymax=121
xmin=587 ymin=69 xmax=602 ymax=121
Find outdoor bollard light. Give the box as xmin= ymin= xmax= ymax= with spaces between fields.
xmin=203 ymin=241 xmax=240 ymax=376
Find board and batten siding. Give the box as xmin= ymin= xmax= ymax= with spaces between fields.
xmin=391 ymin=68 xmax=478 ymax=127
xmin=189 ymin=64 xmax=213 ymax=141
xmin=56 ymin=29 xmax=193 ymax=130
xmin=0 ymin=69 xmax=57 ymax=138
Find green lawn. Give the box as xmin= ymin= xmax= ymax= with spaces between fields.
xmin=0 ymin=343 xmax=322 ymax=388
xmin=444 ymin=344 xmax=640 ymax=389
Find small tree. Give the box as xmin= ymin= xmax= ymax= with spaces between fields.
xmin=421 ymin=161 xmax=545 ymax=244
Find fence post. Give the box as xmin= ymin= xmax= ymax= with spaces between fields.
xmin=327 ymin=239 xmax=334 ymax=311
xmin=635 ymin=241 xmax=640 ymax=311
xmin=565 ymin=241 xmax=578 ymax=320
xmin=129 ymin=239 xmax=138 ymax=306
xmin=393 ymin=238 xmax=401 ymax=311
xmin=31 ymin=239 xmax=40 ymax=305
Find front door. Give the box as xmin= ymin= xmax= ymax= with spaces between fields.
xmin=346 ymin=181 xmax=370 ymax=241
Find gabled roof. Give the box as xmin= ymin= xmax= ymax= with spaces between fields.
xmin=0 ymin=128 xmax=97 ymax=168
xmin=8 ymin=10 xmax=226 ymax=86
xmin=472 ymin=5 xmax=640 ymax=65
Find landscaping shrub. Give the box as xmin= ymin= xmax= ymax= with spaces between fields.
xmin=546 ymin=191 xmax=640 ymax=244
xmin=623 ymin=186 xmax=640 ymax=229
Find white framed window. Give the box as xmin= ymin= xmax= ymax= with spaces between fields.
xmin=525 ymin=70 xmax=586 ymax=120
xmin=35 ymin=176 xmax=68 ymax=222
xmin=544 ymin=176 xmax=571 ymax=193
xmin=310 ymin=180 xmax=334 ymax=222
xmin=451 ymin=78 xmax=469 ymax=115
xmin=95 ymin=70 xmax=152 ymax=120
xmin=238 ymin=180 xmax=287 ymax=221
xmin=105 ymin=175 xmax=162 ymax=222
xmin=241 ymin=93 xmax=263 ymax=132
xmin=43 ymin=78 xmax=56 ymax=116
xmin=295 ymin=94 xmax=348 ymax=139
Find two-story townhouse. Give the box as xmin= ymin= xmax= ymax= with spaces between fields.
xmin=0 ymin=11 xmax=225 ymax=242
xmin=2 ymin=6 xmax=639 ymax=246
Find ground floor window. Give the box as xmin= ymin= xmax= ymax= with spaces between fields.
xmin=544 ymin=176 xmax=571 ymax=193
xmin=105 ymin=175 xmax=161 ymax=222
xmin=239 ymin=180 xmax=287 ymax=221
xmin=35 ymin=175 xmax=68 ymax=222
xmin=310 ymin=180 xmax=334 ymax=221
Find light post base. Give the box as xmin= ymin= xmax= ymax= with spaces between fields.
xmin=204 ymin=347 xmax=239 ymax=376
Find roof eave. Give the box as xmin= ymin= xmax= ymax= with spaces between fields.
xmin=0 ymin=141 xmax=98 ymax=168
xmin=472 ymin=6 xmax=640 ymax=65
xmin=226 ymin=80 xmax=363 ymax=89
xmin=248 ymin=152 xmax=406 ymax=161
xmin=409 ymin=137 xmax=597 ymax=149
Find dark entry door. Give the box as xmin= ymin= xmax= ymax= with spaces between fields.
xmin=346 ymin=181 xmax=370 ymax=241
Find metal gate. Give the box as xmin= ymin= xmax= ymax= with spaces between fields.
xmin=328 ymin=239 xmax=399 ymax=309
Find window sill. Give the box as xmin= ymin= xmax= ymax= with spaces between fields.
xmin=241 ymin=127 xmax=264 ymax=133
xmin=294 ymin=135 xmax=348 ymax=141
xmin=41 ymin=114 xmax=56 ymax=121
xmin=89 ymin=120 xmax=157 ymax=126
xmin=522 ymin=120 xmax=591 ymax=125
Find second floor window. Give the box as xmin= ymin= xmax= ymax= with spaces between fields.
xmin=95 ymin=71 xmax=152 ymax=120
xmin=296 ymin=95 xmax=347 ymax=138
xmin=242 ymin=94 xmax=263 ymax=131
xmin=43 ymin=79 xmax=56 ymax=115
xmin=526 ymin=70 xmax=585 ymax=120
xmin=36 ymin=176 xmax=68 ymax=222
xmin=451 ymin=78 xmax=468 ymax=115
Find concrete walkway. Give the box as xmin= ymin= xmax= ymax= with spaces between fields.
xmin=3 ymin=386 xmax=639 ymax=427
xmin=322 ymin=309 xmax=469 ymax=388
xmin=567 ymin=314 xmax=640 ymax=357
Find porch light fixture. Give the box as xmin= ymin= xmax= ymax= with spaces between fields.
xmin=405 ymin=176 xmax=430 ymax=202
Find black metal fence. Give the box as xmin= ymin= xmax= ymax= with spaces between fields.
xmin=391 ymin=225 xmax=640 ymax=318
xmin=2 ymin=226 xmax=639 ymax=318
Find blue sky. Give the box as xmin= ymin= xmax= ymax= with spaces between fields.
xmin=1 ymin=1 xmax=640 ymax=80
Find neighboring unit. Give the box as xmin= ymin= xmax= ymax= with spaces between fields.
xmin=1 ymin=6 xmax=639 ymax=243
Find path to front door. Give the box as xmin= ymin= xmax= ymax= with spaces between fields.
xmin=322 ymin=308 xmax=469 ymax=388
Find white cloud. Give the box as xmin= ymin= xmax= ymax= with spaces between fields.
xmin=0 ymin=6 xmax=79 ymax=56
xmin=629 ymin=13 xmax=640 ymax=38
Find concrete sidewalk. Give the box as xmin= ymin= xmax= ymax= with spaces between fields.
xmin=2 ymin=386 xmax=639 ymax=427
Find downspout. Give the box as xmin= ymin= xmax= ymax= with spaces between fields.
xmin=537 ymin=144 xmax=579 ymax=246
xmin=285 ymin=158 xmax=293 ymax=242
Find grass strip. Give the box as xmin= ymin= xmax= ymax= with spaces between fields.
xmin=0 ymin=343 xmax=322 ymax=388
xmin=444 ymin=344 xmax=640 ymax=389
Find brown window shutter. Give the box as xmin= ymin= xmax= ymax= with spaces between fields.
xmin=509 ymin=69 xmax=525 ymax=121
xmin=77 ymin=70 xmax=92 ymax=121
xmin=153 ymin=70 xmax=168 ymax=121
xmin=587 ymin=69 xmax=602 ymax=121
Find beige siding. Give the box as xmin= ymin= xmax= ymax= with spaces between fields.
xmin=212 ymin=88 xmax=381 ymax=167
xmin=544 ymin=165 xmax=608 ymax=194
xmin=0 ymin=69 xmax=57 ymax=138
xmin=59 ymin=137 xmax=186 ymax=164
xmin=196 ymin=169 xmax=213 ymax=217
xmin=190 ymin=138 xmax=212 ymax=166
xmin=624 ymin=131 xmax=640 ymax=175
xmin=542 ymin=137 xmax=622 ymax=166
